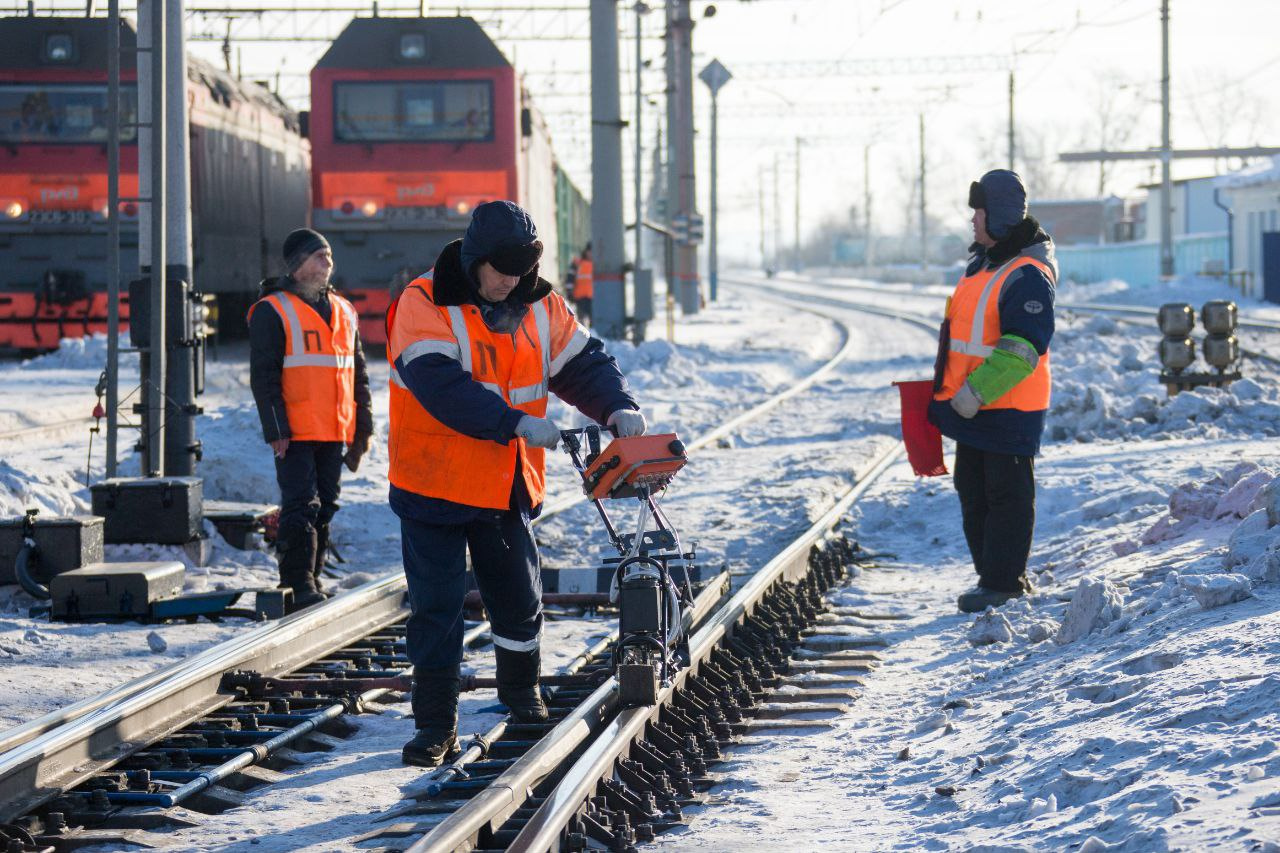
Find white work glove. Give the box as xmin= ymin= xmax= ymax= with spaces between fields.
xmin=607 ymin=409 xmax=648 ymax=437
xmin=949 ymin=381 xmax=983 ymax=420
xmin=516 ymin=415 xmax=561 ymax=449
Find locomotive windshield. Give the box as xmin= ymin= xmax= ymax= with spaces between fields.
xmin=0 ymin=84 xmax=138 ymax=144
xmin=333 ymin=80 xmax=493 ymax=143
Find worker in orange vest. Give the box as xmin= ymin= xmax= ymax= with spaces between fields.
xmin=387 ymin=202 xmax=646 ymax=767
xmin=248 ymin=229 xmax=373 ymax=611
xmin=929 ymin=171 xmax=1056 ymax=614
xmin=573 ymin=243 xmax=594 ymax=325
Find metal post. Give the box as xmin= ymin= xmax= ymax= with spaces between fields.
xmin=1008 ymin=70 xmax=1016 ymax=171
xmin=863 ymin=143 xmax=873 ymax=268
xmin=698 ymin=59 xmax=730 ymax=301
xmin=709 ymin=88 xmax=719 ymax=299
xmin=758 ymin=166 xmax=766 ymax=271
xmin=633 ymin=2 xmax=645 ymax=271
xmin=105 ymin=0 xmax=121 ymax=478
xmin=589 ymin=0 xmax=626 ymax=339
xmin=919 ymin=113 xmax=927 ymax=270
xmin=1159 ymin=0 xmax=1174 ymax=278
xmin=772 ymin=152 xmax=781 ymax=274
xmin=793 ymin=136 xmax=802 ymax=273
xmin=668 ymin=0 xmax=698 ymax=315
xmin=163 ymin=0 xmax=198 ymax=476
xmin=138 ymin=0 xmax=166 ymax=476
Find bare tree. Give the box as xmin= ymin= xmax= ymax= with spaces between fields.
xmin=1085 ymin=68 xmax=1145 ymax=196
xmin=1183 ymin=66 xmax=1268 ymax=173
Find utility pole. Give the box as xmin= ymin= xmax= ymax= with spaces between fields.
xmin=665 ymin=0 xmax=698 ymax=315
xmin=632 ymin=2 xmax=653 ymax=338
xmin=1007 ymin=70 xmax=1016 ymax=171
xmin=698 ymin=59 xmax=731 ymax=302
xmin=863 ymin=143 xmax=873 ymax=268
xmin=919 ymin=113 xmax=927 ymax=270
xmin=590 ymin=0 xmax=626 ymax=338
xmin=793 ymin=136 xmax=803 ymax=273
xmin=758 ymin=166 xmax=767 ymax=271
xmin=772 ymin=152 xmax=781 ymax=274
xmin=164 ymin=0 xmax=198 ymax=476
xmin=138 ymin=0 xmax=166 ymax=476
xmin=1159 ymin=0 xmax=1174 ymax=278
xmin=106 ymin=0 xmax=122 ymax=477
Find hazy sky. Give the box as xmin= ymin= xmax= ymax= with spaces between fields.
xmin=18 ymin=0 xmax=1274 ymax=261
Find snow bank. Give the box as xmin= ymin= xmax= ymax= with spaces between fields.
xmin=13 ymin=332 xmax=136 ymax=372
xmin=1047 ymin=313 xmax=1280 ymax=444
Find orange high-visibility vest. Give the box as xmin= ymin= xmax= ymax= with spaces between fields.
xmin=934 ymin=256 xmax=1054 ymax=412
xmin=247 ymin=290 xmax=358 ymax=442
xmin=385 ymin=274 xmax=592 ymax=509
xmin=574 ymin=259 xmax=594 ymax=300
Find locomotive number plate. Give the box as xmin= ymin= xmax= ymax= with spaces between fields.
xmin=29 ymin=210 xmax=92 ymax=225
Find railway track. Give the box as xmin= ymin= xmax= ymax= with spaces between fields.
xmin=743 ymin=272 xmax=1280 ymax=366
xmin=0 ymin=296 xmax=912 ymax=851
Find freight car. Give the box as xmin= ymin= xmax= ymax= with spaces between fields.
xmin=0 ymin=16 xmax=310 ymax=351
xmin=308 ymin=16 xmax=587 ymax=345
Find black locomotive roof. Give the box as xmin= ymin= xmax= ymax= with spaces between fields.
xmin=0 ymin=16 xmax=137 ymax=68
xmin=315 ymin=16 xmax=510 ymax=70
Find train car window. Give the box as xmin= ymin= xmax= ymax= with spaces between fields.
xmin=333 ymin=80 xmax=493 ymax=143
xmin=0 ymin=84 xmax=138 ymax=144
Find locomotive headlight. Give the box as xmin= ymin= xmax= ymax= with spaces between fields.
xmin=3 ymin=200 xmax=24 ymax=220
xmin=360 ymin=199 xmax=379 ymax=217
xmin=454 ymin=201 xmax=471 ymax=216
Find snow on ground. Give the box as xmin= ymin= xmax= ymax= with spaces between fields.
xmin=0 ymin=294 xmax=855 ymax=730
xmin=658 ymin=274 xmax=1280 ymax=851
xmin=7 ymin=267 xmax=1280 ymax=851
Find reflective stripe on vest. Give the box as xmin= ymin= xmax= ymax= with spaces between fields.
xmin=248 ymin=290 xmax=358 ymax=443
xmin=386 ymin=277 xmax=554 ymax=510
xmin=935 ymin=256 xmax=1054 ymax=413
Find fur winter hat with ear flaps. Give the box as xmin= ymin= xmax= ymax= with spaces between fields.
xmin=968 ymin=169 xmax=1028 ymax=241
xmin=460 ymin=201 xmax=544 ymax=284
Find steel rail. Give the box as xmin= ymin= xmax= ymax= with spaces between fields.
xmin=409 ymin=573 xmax=731 ymax=851
xmin=495 ymin=443 xmax=903 ymax=852
xmin=0 ymin=300 xmax=861 ymax=824
xmin=0 ymin=572 xmax=409 ymax=823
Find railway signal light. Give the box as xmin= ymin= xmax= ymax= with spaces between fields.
xmin=1156 ymin=300 xmax=1241 ymax=393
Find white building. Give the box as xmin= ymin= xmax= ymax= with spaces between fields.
xmin=1217 ymin=157 xmax=1280 ymax=300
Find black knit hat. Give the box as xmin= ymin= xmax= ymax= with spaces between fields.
xmin=282 ymin=228 xmax=330 ymax=273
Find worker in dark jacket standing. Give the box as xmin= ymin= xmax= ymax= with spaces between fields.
xmin=248 ymin=229 xmax=373 ymax=611
xmin=929 ymin=170 xmax=1056 ymax=614
xmin=387 ymin=201 xmax=644 ymax=767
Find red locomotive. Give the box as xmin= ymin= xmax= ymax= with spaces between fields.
xmin=0 ymin=16 xmax=310 ymax=351
xmin=309 ymin=16 xmax=586 ymax=345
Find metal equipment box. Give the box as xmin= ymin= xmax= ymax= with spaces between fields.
xmin=50 ymin=561 xmax=186 ymax=620
xmin=0 ymin=515 xmax=104 ymax=586
xmin=90 ymin=477 xmax=203 ymax=544
xmin=203 ymin=500 xmax=278 ymax=550
xmin=542 ymin=561 xmax=704 ymax=594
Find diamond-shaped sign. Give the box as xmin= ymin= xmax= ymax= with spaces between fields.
xmin=699 ymin=59 xmax=732 ymax=95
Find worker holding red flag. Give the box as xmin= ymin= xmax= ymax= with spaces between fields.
xmin=929 ymin=170 xmax=1057 ymax=614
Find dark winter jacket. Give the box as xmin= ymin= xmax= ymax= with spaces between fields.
xmin=929 ymin=217 xmax=1057 ymax=457
xmin=248 ymin=276 xmax=374 ymax=444
xmin=389 ymin=239 xmax=638 ymax=524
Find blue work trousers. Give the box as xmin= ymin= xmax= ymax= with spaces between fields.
xmin=400 ymin=509 xmax=543 ymax=669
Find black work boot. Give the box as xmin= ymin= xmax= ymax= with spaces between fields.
xmin=494 ymin=646 xmax=548 ymax=723
xmin=403 ymin=665 xmax=462 ymax=768
xmin=312 ymin=523 xmax=331 ymax=596
xmin=957 ymin=585 xmax=1024 ymax=614
xmin=277 ymin=527 xmax=327 ymax=613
